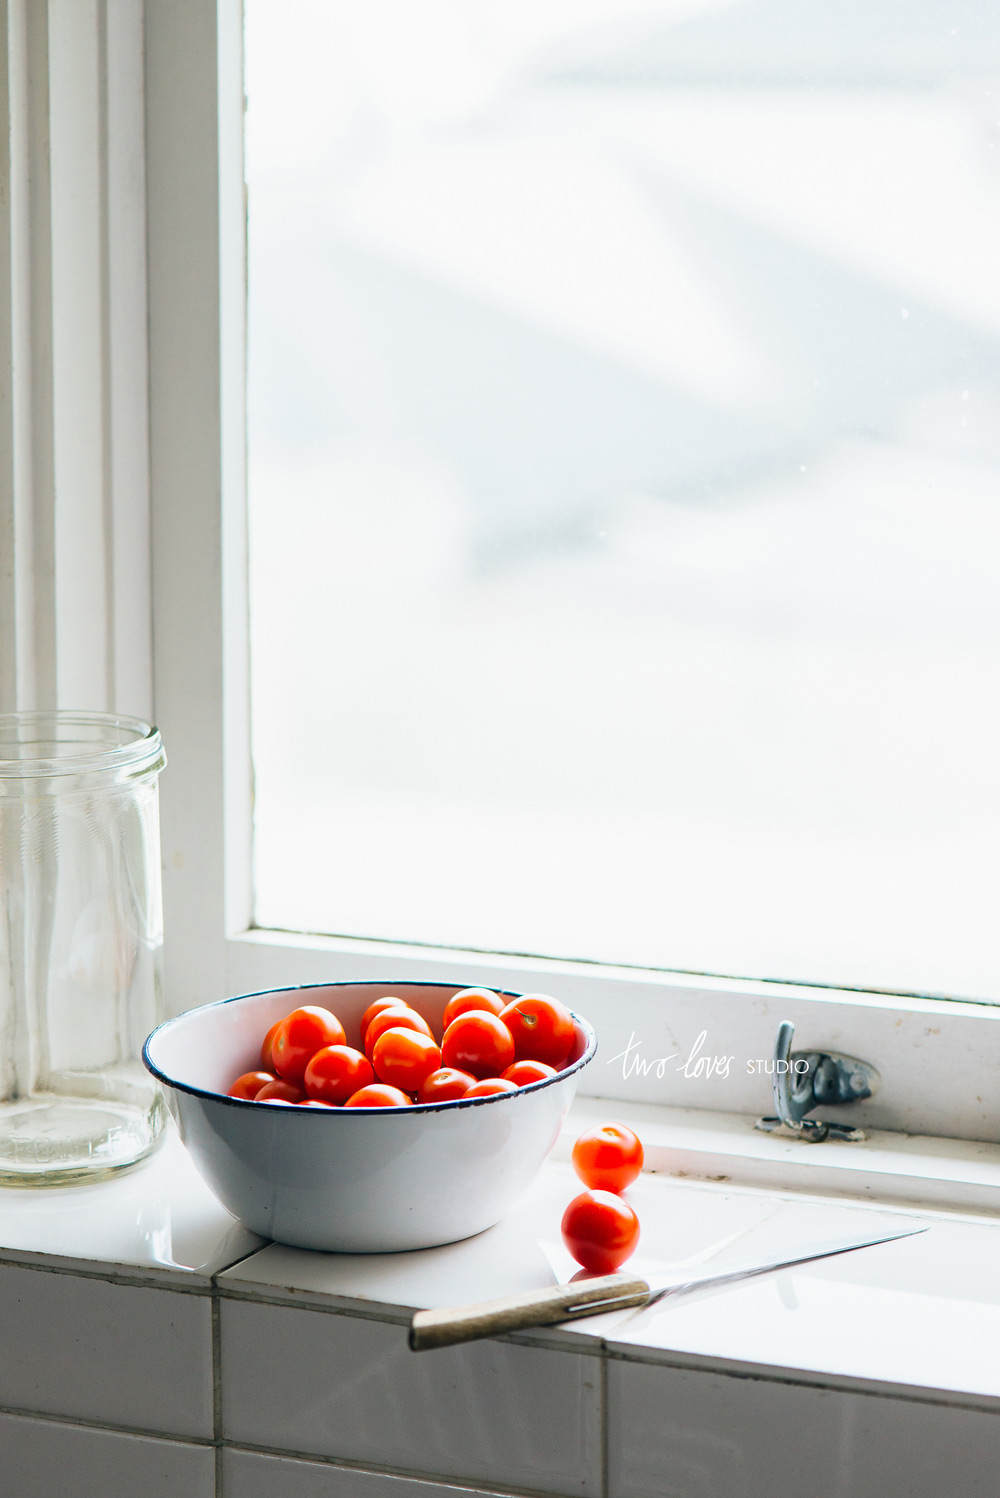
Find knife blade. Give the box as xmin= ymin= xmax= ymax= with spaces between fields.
xmin=408 ymin=1224 xmax=927 ymax=1351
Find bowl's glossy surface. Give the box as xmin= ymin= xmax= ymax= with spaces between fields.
xmin=143 ymin=982 xmax=596 ymax=1252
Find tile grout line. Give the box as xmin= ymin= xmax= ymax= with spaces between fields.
xmin=0 ymin=1234 xmax=269 ymax=1296
xmin=213 ymin=1242 xmax=273 ymax=1278
xmin=597 ymin=1344 xmax=1000 ymax=1415
xmin=600 ymin=1352 xmax=609 ymax=1498
xmin=0 ymin=1401 xmax=216 ymax=1447
xmin=0 ymin=1404 xmax=567 ymax=1498
xmin=213 ymin=1281 xmax=608 ymax=1353
xmin=218 ymin=1438 xmax=581 ymax=1498
xmin=0 ymin=1399 xmax=562 ymax=1496
xmin=209 ymin=1280 xmax=1000 ymax=1414
xmin=0 ymin=1253 xmax=215 ymax=1294
xmin=212 ymin=1292 xmax=224 ymax=1498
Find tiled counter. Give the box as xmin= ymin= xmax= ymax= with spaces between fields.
xmin=2 ymin=1126 xmax=1000 ymax=1497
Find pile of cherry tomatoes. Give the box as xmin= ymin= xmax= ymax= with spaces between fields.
xmin=562 ymin=1122 xmax=644 ymax=1273
xmin=227 ymin=987 xmax=579 ymax=1109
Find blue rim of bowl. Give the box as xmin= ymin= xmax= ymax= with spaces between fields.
xmin=142 ymin=980 xmax=598 ymax=1115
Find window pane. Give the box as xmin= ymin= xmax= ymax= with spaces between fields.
xmin=247 ymin=0 xmax=1000 ymax=1000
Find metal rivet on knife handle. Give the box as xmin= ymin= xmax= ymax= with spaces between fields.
xmin=408 ymin=1274 xmax=651 ymax=1351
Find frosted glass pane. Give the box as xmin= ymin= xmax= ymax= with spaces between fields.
xmin=247 ymin=0 xmax=1000 ymax=999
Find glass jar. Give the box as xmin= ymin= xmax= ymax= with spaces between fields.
xmin=0 ymin=712 xmax=167 ymax=1184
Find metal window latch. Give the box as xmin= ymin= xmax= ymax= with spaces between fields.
xmin=755 ymin=1020 xmax=879 ymax=1142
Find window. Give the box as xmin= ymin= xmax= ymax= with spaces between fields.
xmin=3 ymin=0 xmax=996 ymax=1152
xmin=245 ymin=2 xmax=1000 ymax=999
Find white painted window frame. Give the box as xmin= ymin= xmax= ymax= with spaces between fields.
xmin=4 ymin=0 xmax=998 ymax=1151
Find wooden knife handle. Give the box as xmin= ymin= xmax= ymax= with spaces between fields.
xmin=409 ymin=1274 xmax=650 ymax=1351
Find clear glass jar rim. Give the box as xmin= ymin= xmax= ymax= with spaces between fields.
xmin=0 ymin=711 xmax=164 ymax=779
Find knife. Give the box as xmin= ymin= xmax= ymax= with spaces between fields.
xmin=409 ymin=1224 xmax=927 ymax=1351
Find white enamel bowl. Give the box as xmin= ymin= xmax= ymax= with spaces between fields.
xmin=143 ymin=981 xmax=596 ymax=1252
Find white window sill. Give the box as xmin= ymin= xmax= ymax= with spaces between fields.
xmin=1 ymin=1111 xmax=998 ymax=1405
xmin=559 ymin=1097 xmax=1000 ymax=1217
xmin=4 ymin=1116 xmax=1000 ymax=1494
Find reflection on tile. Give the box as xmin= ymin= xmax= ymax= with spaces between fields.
xmin=0 ymin=1127 xmax=264 ymax=1283
xmin=0 ymin=1412 xmax=214 ymax=1498
xmin=542 ymin=1168 xmax=788 ymax=1285
xmin=220 ymin=1298 xmax=602 ymax=1495
xmin=218 ymin=1162 xmax=795 ymax=1343
xmin=218 ymin=1160 xmax=642 ymax=1344
xmin=0 ymin=1262 xmax=213 ymax=1436
xmin=608 ymin=1359 xmax=1000 ymax=1498
xmin=223 ymin=1447 xmax=513 ymax=1497
xmin=608 ymin=1207 xmax=1000 ymax=1400
xmin=218 ymin=1204 xmax=559 ymax=1315
xmin=219 ymin=1161 xmax=983 ymax=1387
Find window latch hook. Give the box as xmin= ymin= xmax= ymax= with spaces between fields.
xmin=755 ymin=1019 xmax=879 ymax=1142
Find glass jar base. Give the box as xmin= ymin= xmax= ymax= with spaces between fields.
xmin=0 ymin=1096 xmax=165 ymax=1186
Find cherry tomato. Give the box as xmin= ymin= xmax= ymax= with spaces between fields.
xmin=272 ymin=1006 xmax=347 ymax=1084
xmin=503 ymin=1060 xmax=557 ymax=1087
xmin=561 ymin=1189 xmax=640 ymax=1273
xmin=464 ymin=1077 xmax=518 ymax=1098
xmin=228 ymin=1070 xmax=276 ymax=1101
xmin=359 ymin=996 xmax=407 ymax=1042
xmin=371 ymin=1028 xmax=441 ymax=1092
xmin=303 ymin=1045 xmax=374 ymax=1105
xmin=441 ymin=1010 xmax=515 ymax=1079
xmin=416 ymin=1067 xmax=477 ymax=1104
xmin=441 ymin=987 xmax=505 ymax=1030
xmin=363 ymin=1006 xmax=433 ymax=1059
xmin=343 ymin=1083 xmax=412 ymax=1108
xmin=298 ymin=1099 xmax=336 ymax=1107
xmin=499 ymin=994 xmax=575 ymax=1068
xmin=571 ymin=1123 xmax=644 ymax=1193
xmin=260 ymin=1021 xmax=282 ymax=1073
xmin=255 ymin=1077 xmax=305 ymax=1104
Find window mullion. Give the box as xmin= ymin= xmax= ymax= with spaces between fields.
xmin=145 ymin=0 xmax=250 ymax=1014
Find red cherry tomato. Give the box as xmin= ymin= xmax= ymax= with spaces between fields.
xmin=260 ymin=1021 xmax=282 ymax=1072
xmin=254 ymin=1078 xmax=305 ymax=1104
xmin=363 ymin=1006 xmax=433 ymax=1059
xmin=464 ymin=1077 xmax=518 ymax=1098
xmin=441 ymin=1010 xmax=515 ymax=1079
xmin=303 ymin=1045 xmax=374 ymax=1105
xmin=416 ymin=1067 xmax=477 ymax=1104
xmin=298 ymin=1099 xmax=336 ymax=1107
xmin=359 ymin=996 xmax=408 ymax=1042
xmin=499 ymin=994 xmax=575 ymax=1068
xmin=371 ymin=1028 xmax=442 ymax=1092
xmin=441 ymin=987 xmax=506 ymax=1030
xmin=503 ymin=1060 xmax=557 ymax=1087
xmin=561 ymin=1190 xmax=640 ymax=1273
xmin=571 ymin=1123 xmax=644 ymax=1193
xmin=343 ymin=1083 xmax=412 ymax=1108
xmin=229 ymin=1070 xmax=276 ymax=1100
xmin=271 ymin=1006 xmax=347 ymax=1084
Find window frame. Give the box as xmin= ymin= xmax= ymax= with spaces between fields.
xmin=142 ymin=0 xmax=1000 ymax=1147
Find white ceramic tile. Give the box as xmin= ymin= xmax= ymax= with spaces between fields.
xmin=219 ymin=1164 xmax=937 ymax=1368
xmin=0 ymin=1411 xmax=214 ymax=1498
xmin=217 ymin=1162 xmax=794 ymax=1345
xmin=608 ymin=1358 xmax=1000 ymax=1498
xmin=0 ymin=1261 xmax=213 ymax=1435
xmin=218 ymin=1179 xmax=564 ymax=1315
xmin=606 ymin=1197 xmax=1000 ymax=1403
xmin=218 ymin=1160 xmax=644 ymax=1346
xmin=220 ymin=1298 xmax=602 ymax=1495
xmin=223 ymin=1447 xmax=516 ymax=1497
xmin=0 ymin=1125 xmax=264 ymax=1284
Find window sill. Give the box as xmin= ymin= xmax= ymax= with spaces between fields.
xmin=2 ymin=1113 xmax=1000 ymax=1494
xmin=559 ymin=1097 xmax=1000 ymax=1217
